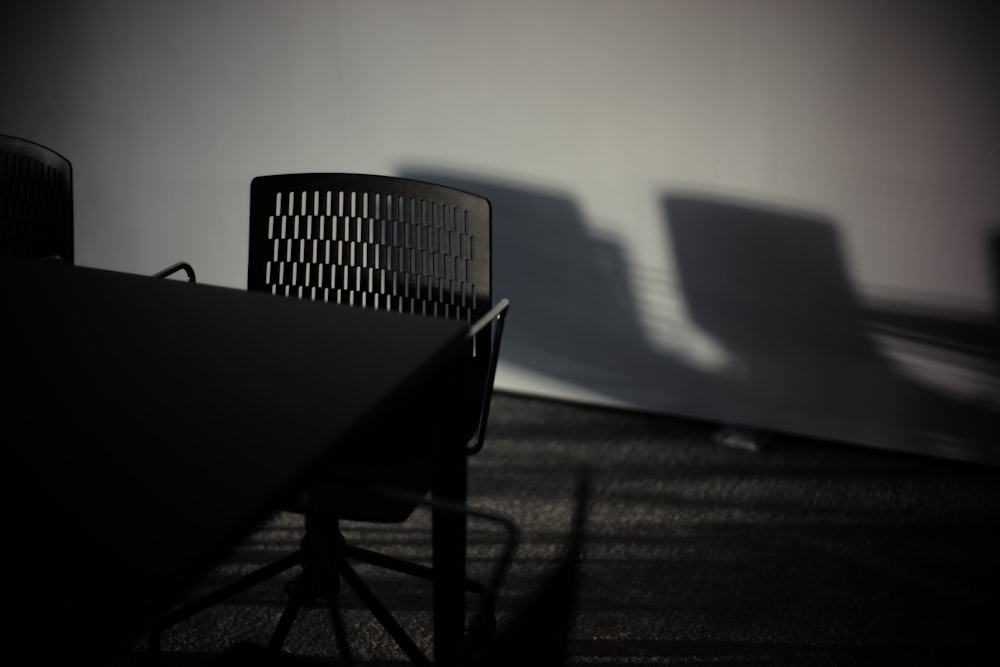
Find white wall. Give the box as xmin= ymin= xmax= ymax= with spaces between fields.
xmin=4 ymin=1 xmax=998 ymax=462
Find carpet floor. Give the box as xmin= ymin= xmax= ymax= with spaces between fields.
xmin=117 ymin=392 xmax=1000 ymax=666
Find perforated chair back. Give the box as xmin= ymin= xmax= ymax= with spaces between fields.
xmin=0 ymin=134 xmax=73 ymax=264
xmin=248 ymin=173 xmax=495 ymax=445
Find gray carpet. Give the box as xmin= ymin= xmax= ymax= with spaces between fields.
xmin=121 ymin=392 xmax=1000 ymax=665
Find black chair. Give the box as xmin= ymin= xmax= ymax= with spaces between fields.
xmin=1 ymin=134 xmax=74 ymax=264
xmin=1 ymin=133 xmax=197 ymax=282
xmin=248 ymin=173 xmax=504 ymax=455
xmin=150 ymin=174 xmax=510 ymax=665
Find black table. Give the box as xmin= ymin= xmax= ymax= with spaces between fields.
xmin=2 ymin=258 xmax=471 ymax=663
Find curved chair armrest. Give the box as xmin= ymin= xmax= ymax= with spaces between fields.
xmin=370 ymin=483 xmax=520 ymax=609
xmin=152 ymin=261 xmax=197 ymax=282
xmin=467 ymin=468 xmax=589 ymax=667
xmin=468 ymin=298 xmax=510 ymax=455
xmin=350 ymin=483 xmax=519 ymax=666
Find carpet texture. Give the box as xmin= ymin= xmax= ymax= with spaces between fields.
xmin=117 ymin=392 xmax=1000 ymax=665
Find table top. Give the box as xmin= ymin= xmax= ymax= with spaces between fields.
xmin=2 ymin=258 xmax=469 ymax=659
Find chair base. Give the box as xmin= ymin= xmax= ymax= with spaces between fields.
xmin=149 ymin=523 xmax=495 ymax=667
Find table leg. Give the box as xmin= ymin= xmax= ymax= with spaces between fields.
xmin=432 ymin=435 xmax=468 ymax=667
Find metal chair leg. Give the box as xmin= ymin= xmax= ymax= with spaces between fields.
xmin=149 ymin=550 xmax=303 ymax=652
xmin=325 ymin=595 xmax=355 ymax=667
xmin=338 ymin=558 xmax=432 ymax=667
xmin=268 ymin=564 xmax=312 ymax=651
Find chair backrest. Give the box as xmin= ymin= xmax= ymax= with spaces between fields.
xmin=248 ymin=173 xmax=495 ymax=443
xmin=0 ymin=134 xmax=73 ymax=264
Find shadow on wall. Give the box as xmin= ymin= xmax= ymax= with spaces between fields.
xmin=396 ymin=166 xmax=727 ymax=415
xmin=665 ymin=195 xmax=999 ymax=464
xmin=398 ymin=166 xmax=999 ymax=465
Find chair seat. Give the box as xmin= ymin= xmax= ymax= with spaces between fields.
xmin=286 ymin=390 xmax=442 ymax=522
xmin=283 ymin=472 xmax=431 ymax=523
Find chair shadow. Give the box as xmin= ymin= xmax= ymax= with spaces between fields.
xmin=396 ymin=167 xmax=714 ymax=410
xmin=396 ymin=165 xmax=999 ymax=465
xmin=664 ymin=193 xmax=1000 ymax=464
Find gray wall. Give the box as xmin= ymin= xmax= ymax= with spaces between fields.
xmin=4 ymin=1 xmax=998 ymax=462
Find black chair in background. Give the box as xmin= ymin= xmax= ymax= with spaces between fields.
xmin=151 ymin=174 xmax=510 ymax=666
xmin=1 ymin=133 xmax=74 ymax=264
xmin=1 ymin=133 xmax=196 ymax=281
